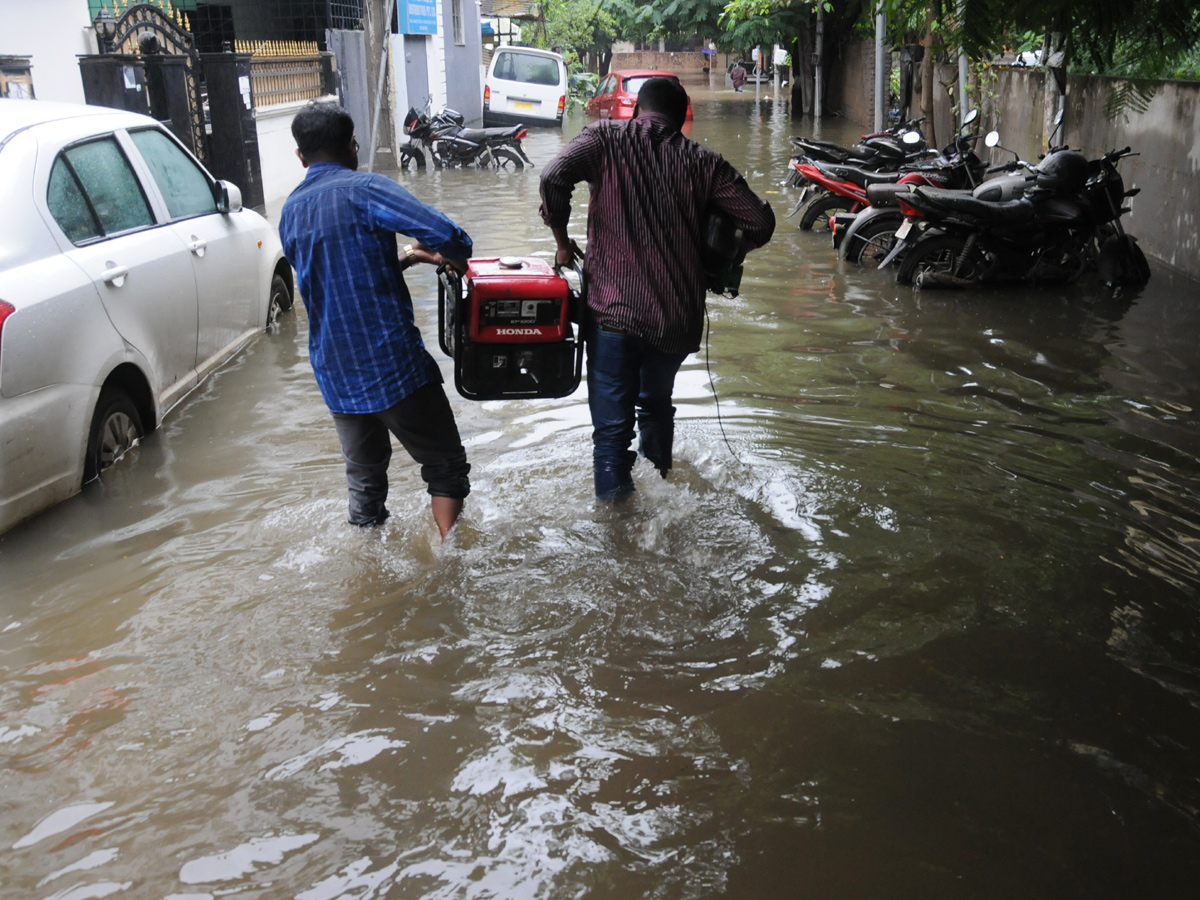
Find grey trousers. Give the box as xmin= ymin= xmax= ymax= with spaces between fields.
xmin=330 ymin=382 xmax=470 ymax=526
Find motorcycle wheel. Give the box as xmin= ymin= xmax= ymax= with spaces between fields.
xmin=847 ymin=218 xmax=901 ymax=269
xmin=896 ymin=235 xmax=984 ymax=287
xmin=490 ymin=147 xmax=525 ymax=170
xmin=1099 ymin=234 xmax=1151 ymax=287
xmin=798 ymin=193 xmax=855 ymax=232
xmin=397 ymin=145 xmax=426 ymax=171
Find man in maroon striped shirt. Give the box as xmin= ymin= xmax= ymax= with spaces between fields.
xmin=539 ymin=77 xmax=775 ymax=500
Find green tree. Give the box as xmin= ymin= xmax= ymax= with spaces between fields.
xmin=720 ymin=0 xmax=821 ymax=49
xmin=530 ymin=0 xmax=619 ymax=70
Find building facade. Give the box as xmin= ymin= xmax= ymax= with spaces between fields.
xmin=2 ymin=0 xmax=483 ymax=128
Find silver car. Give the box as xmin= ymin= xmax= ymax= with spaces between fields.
xmin=0 ymin=100 xmax=294 ymax=534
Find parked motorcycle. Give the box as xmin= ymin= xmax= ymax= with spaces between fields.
xmin=793 ymin=129 xmax=989 ymax=232
xmin=835 ymin=127 xmax=1033 ymax=267
xmin=399 ymin=103 xmax=463 ymax=170
xmin=784 ymin=117 xmax=931 ymax=184
xmin=401 ymin=102 xmax=534 ymax=170
xmin=890 ymin=145 xmax=1149 ymax=289
xmin=790 ymin=111 xmax=983 ymax=233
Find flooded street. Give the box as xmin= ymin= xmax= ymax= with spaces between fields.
xmin=3 ymin=84 xmax=1200 ymax=897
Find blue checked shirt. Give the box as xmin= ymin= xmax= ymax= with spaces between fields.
xmin=279 ymin=163 xmax=472 ymax=414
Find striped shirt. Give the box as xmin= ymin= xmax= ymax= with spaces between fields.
xmin=279 ymin=163 xmax=472 ymax=415
xmin=539 ymin=112 xmax=775 ymax=354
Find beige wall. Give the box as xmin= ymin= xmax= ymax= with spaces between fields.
xmin=608 ymin=52 xmax=709 ymax=74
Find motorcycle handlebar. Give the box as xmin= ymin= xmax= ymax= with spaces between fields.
xmin=986 ymin=160 xmax=1030 ymax=174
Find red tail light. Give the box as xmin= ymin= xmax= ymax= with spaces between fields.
xmin=515 ymin=128 xmax=528 ymax=141
xmin=484 ymin=85 xmax=490 ymax=109
xmin=0 ymin=300 xmax=14 ymax=367
xmin=557 ymin=95 xmax=565 ymax=116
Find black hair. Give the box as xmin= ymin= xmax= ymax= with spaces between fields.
xmin=291 ymin=102 xmax=355 ymax=157
xmin=636 ymin=77 xmax=689 ymax=130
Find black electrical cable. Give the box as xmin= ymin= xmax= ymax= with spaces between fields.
xmin=703 ymin=303 xmax=744 ymax=465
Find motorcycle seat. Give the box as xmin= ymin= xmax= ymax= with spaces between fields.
xmin=910 ymin=186 xmax=1036 ymax=223
xmin=454 ymin=126 xmax=523 ymax=143
xmin=865 ymin=183 xmax=909 ymax=206
xmin=797 ymin=140 xmax=875 ymax=164
xmin=817 ymin=164 xmax=898 ymax=188
xmin=794 ymin=137 xmax=846 ymax=154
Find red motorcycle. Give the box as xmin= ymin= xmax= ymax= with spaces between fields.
xmin=791 ymin=123 xmax=988 ymax=233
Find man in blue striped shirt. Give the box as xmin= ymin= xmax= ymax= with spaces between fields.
xmin=279 ymin=104 xmax=473 ymax=538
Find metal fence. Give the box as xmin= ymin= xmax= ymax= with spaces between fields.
xmin=234 ymin=40 xmax=335 ymax=108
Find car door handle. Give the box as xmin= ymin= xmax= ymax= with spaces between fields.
xmin=187 ymin=238 xmax=208 ymax=257
xmin=100 ymin=264 xmax=129 ymax=287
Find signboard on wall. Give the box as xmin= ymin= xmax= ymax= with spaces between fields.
xmin=397 ymin=0 xmax=438 ymax=35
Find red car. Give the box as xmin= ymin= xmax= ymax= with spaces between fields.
xmin=584 ymin=69 xmax=694 ymax=121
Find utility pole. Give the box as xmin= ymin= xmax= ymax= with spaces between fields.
xmin=874 ymin=1 xmax=885 ymax=131
xmin=814 ymin=5 xmax=824 ymax=118
xmin=957 ymin=0 xmax=969 ymax=123
xmin=756 ymin=44 xmax=761 ymax=103
xmin=364 ymin=0 xmax=396 ymax=172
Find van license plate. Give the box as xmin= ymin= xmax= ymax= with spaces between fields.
xmin=513 ymin=101 xmax=533 ymax=110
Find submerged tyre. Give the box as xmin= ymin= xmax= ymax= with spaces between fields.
xmin=847 ymin=217 xmax=902 ymax=268
xmin=798 ymin=193 xmax=854 ymax=232
xmin=398 ymin=145 xmax=426 ymax=171
xmin=1099 ymin=234 xmax=1151 ymax=287
xmin=84 ymin=388 xmax=143 ymax=483
xmin=490 ymin=147 xmax=525 ymax=170
xmin=896 ymin=235 xmax=982 ymax=287
xmin=267 ymin=273 xmax=292 ymax=329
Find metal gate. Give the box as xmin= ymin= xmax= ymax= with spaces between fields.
xmin=88 ymin=0 xmax=208 ymax=161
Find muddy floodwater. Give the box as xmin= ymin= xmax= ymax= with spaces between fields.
xmin=3 ymin=84 xmax=1200 ymax=898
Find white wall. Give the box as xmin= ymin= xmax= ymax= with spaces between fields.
xmin=389 ymin=34 xmax=408 ymax=155
xmin=430 ymin=9 xmax=447 ymax=111
xmin=0 ymin=0 xmax=96 ymax=103
xmin=254 ymin=100 xmax=313 ymax=206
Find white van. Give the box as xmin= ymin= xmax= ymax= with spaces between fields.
xmin=483 ymin=47 xmax=568 ymax=129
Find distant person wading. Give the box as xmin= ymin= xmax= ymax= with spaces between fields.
xmin=730 ymin=61 xmax=747 ymax=92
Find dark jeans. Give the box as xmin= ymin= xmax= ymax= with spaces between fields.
xmin=330 ymin=382 xmax=470 ymax=526
xmin=585 ymin=322 xmax=688 ymax=499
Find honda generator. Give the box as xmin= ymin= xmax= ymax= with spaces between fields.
xmin=438 ymin=256 xmax=584 ymax=401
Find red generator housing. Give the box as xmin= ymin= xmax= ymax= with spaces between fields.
xmin=438 ymin=256 xmax=584 ymax=400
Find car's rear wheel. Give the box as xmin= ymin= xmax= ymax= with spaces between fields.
xmin=84 ymin=388 xmax=143 ymax=483
xmin=267 ymin=273 xmax=292 ymax=329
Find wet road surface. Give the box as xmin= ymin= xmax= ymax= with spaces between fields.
xmin=3 ymin=84 xmax=1200 ymax=898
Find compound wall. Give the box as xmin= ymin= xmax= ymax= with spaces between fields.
xmin=832 ymin=41 xmax=1200 ymax=280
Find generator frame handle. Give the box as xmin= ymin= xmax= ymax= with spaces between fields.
xmin=556 ymin=257 xmax=587 ymax=391
xmin=436 ymin=263 xmax=463 ymax=358
xmin=554 ymin=257 xmax=587 ymax=324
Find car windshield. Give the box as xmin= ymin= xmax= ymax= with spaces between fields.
xmin=621 ymin=75 xmax=679 ymax=95
xmin=494 ymin=52 xmax=560 ymax=87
